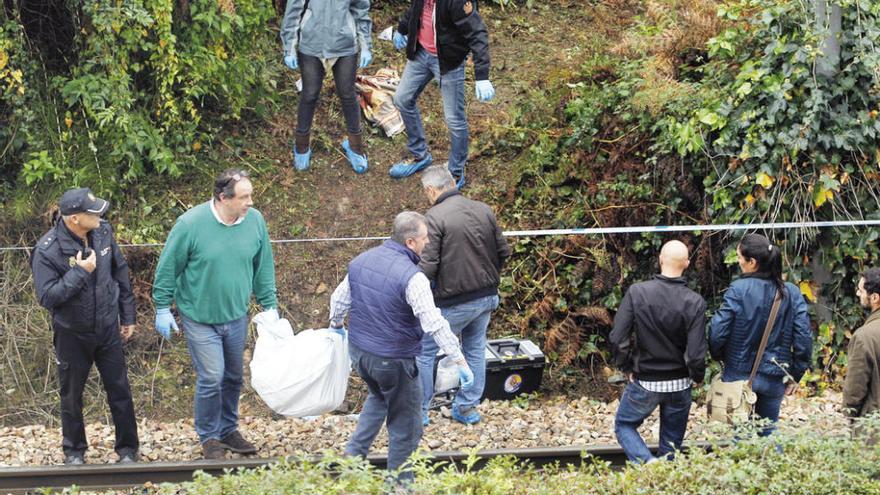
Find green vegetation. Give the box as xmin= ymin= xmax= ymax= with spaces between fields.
xmin=495 ymin=0 xmax=880 ymax=390
xmin=0 ymin=0 xmax=278 ymax=208
xmin=1 ymin=0 xmax=879 ymax=424
xmin=127 ymin=420 xmax=880 ymax=494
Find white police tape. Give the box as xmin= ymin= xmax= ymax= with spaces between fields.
xmin=503 ymin=219 xmax=880 ymax=237
xmin=1 ymin=219 xmax=878 ymax=252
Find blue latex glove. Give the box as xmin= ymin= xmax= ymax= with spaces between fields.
xmin=155 ymin=308 xmax=179 ymax=340
xmin=393 ymin=32 xmax=407 ymax=51
xmin=359 ymin=50 xmax=372 ymax=69
xmin=475 ymin=80 xmax=495 ymax=102
xmin=284 ymin=53 xmax=298 ymax=71
xmin=458 ymin=365 xmax=475 ymax=390
xmin=330 ymin=326 xmax=347 ymax=337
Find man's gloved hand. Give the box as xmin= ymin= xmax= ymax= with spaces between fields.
xmin=393 ymin=32 xmax=407 ymax=51
xmin=155 ymin=308 xmax=179 ymax=340
xmin=359 ymin=50 xmax=372 ymax=69
xmin=458 ymin=364 xmax=475 ymax=390
xmin=284 ymin=53 xmax=299 ymax=71
xmin=259 ymin=307 xmax=279 ymax=322
xmin=330 ymin=326 xmax=347 ymax=337
xmin=475 ymin=80 xmax=495 ymax=102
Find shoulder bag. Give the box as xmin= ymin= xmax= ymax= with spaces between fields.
xmin=707 ymin=289 xmax=782 ymax=424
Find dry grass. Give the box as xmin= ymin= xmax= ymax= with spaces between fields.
xmin=630 ymin=57 xmax=696 ymax=117
xmin=0 ymin=250 xmax=57 ymax=425
xmin=614 ymin=0 xmax=724 ymax=62
xmin=611 ymin=0 xmax=726 ymax=116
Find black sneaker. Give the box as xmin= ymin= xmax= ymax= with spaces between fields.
xmin=202 ymin=439 xmax=227 ymax=460
xmin=219 ymin=431 xmax=257 ymax=455
xmin=64 ymin=454 xmax=85 ymax=465
xmin=117 ymin=452 xmax=138 ymax=464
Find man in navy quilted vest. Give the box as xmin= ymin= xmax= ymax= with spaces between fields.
xmin=328 ymin=211 xmax=473 ymax=482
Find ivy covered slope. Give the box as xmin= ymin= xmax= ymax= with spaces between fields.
xmin=1 ymin=0 xmax=878 ymax=394
xmin=494 ymin=0 xmax=879 ymax=387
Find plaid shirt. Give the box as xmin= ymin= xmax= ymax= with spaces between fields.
xmin=329 ymin=273 xmax=465 ymax=364
xmin=638 ymin=378 xmax=692 ymax=393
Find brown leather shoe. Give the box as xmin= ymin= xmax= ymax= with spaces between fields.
xmin=202 ymin=439 xmax=227 ymax=460
xmin=219 ymin=431 xmax=257 ymax=454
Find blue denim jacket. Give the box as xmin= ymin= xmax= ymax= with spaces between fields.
xmin=709 ymin=277 xmax=812 ymax=382
xmin=280 ymin=0 xmax=372 ymax=60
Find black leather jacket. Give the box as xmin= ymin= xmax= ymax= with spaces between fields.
xmin=610 ymin=275 xmax=708 ymax=382
xmin=31 ymin=219 xmax=135 ymax=334
xmin=397 ymin=0 xmax=491 ymax=80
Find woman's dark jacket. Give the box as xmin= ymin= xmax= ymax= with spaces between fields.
xmin=709 ymin=277 xmax=812 ymax=382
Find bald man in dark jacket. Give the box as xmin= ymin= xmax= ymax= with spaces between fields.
xmin=610 ymin=240 xmax=706 ymax=464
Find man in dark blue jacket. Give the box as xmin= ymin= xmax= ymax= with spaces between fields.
xmin=328 ymin=211 xmax=473 ymax=482
xmin=31 ymin=188 xmax=139 ymax=465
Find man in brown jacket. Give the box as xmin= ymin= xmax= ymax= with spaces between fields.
xmin=415 ymin=164 xmax=510 ymax=426
xmin=843 ymin=267 xmax=880 ymax=440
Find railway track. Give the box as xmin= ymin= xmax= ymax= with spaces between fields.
xmin=0 ymin=442 xmax=712 ymax=494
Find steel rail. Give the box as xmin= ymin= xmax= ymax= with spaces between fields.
xmin=0 ymin=442 xmax=712 ymax=494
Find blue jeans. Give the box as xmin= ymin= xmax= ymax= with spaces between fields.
xmin=724 ymin=370 xmax=786 ymax=436
xmin=393 ymin=47 xmax=468 ymax=177
xmin=614 ymin=381 xmax=692 ymax=463
xmin=345 ymin=343 xmax=423 ymax=482
xmin=181 ymin=314 xmax=248 ymax=443
xmin=416 ymin=295 xmax=499 ymax=415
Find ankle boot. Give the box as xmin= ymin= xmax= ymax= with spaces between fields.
xmin=293 ymin=131 xmax=311 ymax=171
xmin=342 ymin=132 xmax=368 ymax=174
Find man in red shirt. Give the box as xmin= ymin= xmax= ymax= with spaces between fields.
xmin=388 ymin=0 xmax=494 ymax=189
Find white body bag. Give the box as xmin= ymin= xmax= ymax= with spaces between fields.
xmin=249 ymin=311 xmax=350 ymax=417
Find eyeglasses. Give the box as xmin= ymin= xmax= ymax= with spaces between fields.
xmin=218 ymin=171 xmax=248 ymax=190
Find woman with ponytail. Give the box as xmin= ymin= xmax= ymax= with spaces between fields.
xmin=709 ymin=233 xmax=813 ymax=434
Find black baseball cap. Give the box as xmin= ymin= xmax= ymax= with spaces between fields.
xmin=59 ymin=187 xmax=110 ymax=216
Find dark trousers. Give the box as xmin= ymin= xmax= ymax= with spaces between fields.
xmin=54 ymin=325 xmax=139 ymax=458
xmin=614 ymin=381 xmax=692 ymax=463
xmin=345 ymin=343 xmax=423 ymax=482
xmin=296 ymin=52 xmax=362 ymax=135
xmin=749 ymin=373 xmax=786 ymax=437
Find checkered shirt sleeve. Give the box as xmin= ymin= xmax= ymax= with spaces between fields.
xmin=328 ymin=273 xmax=466 ymax=365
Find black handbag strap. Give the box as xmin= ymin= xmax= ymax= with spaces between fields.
xmin=749 ymin=289 xmax=782 ymax=386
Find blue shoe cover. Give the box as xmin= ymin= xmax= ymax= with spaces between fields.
xmin=389 ymin=153 xmax=433 ymax=178
xmin=454 ymin=172 xmax=466 ymax=189
xmin=342 ymin=139 xmax=368 ymax=174
xmin=293 ymin=148 xmax=311 ymax=171
xmin=451 ymin=406 xmax=480 ymax=425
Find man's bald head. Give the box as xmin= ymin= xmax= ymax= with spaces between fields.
xmin=659 ymin=240 xmax=690 ymax=277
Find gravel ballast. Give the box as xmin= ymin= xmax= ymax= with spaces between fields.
xmin=0 ymin=393 xmax=849 ymax=466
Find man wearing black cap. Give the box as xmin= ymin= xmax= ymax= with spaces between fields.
xmin=31 ymin=187 xmax=139 ymax=465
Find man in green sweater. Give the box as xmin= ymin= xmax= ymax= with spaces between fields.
xmin=152 ymin=168 xmax=277 ymax=460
